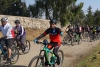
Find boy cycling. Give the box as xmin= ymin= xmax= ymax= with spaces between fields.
xmin=34 ymin=19 xmax=63 ymax=65
xmin=14 ymin=20 xmax=26 ymax=50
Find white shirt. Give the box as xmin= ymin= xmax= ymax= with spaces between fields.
xmin=0 ymin=23 xmax=14 ymax=39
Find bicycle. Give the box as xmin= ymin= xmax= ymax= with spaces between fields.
xmin=72 ymin=33 xmax=81 ymax=45
xmin=0 ymin=38 xmax=19 ymax=66
xmin=14 ymin=38 xmax=30 ymax=54
xmin=14 ymin=31 xmax=31 ymax=54
xmin=63 ymin=33 xmax=74 ymax=46
xmin=28 ymin=39 xmax=64 ymax=67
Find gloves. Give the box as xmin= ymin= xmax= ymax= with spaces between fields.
xmin=34 ymin=39 xmax=38 ymax=43
xmin=60 ymin=32 xmax=63 ymax=36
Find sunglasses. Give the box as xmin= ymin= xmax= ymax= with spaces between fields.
xmin=50 ymin=23 xmax=55 ymax=25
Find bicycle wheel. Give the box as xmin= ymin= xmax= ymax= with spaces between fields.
xmin=62 ymin=37 xmax=67 ymax=45
xmin=28 ymin=55 xmax=45 ymax=67
xmin=71 ymin=37 xmax=74 ymax=46
xmin=0 ymin=54 xmax=2 ymax=66
xmin=22 ymin=40 xmax=30 ymax=54
xmin=10 ymin=44 xmax=19 ymax=64
xmin=53 ymin=50 xmax=64 ymax=67
xmin=62 ymin=35 xmax=70 ymax=45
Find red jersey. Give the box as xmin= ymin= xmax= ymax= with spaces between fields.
xmin=43 ymin=27 xmax=61 ymax=43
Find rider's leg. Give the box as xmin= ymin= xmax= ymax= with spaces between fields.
xmin=53 ymin=45 xmax=60 ymax=65
xmin=5 ymin=38 xmax=14 ymax=64
xmin=20 ymin=34 xmax=26 ymax=49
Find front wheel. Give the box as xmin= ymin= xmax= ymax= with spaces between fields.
xmin=10 ymin=44 xmax=19 ymax=64
xmin=53 ymin=50 xmax=64 ymax=67
xmin=28 ymin=55 xmax=45 ymax=67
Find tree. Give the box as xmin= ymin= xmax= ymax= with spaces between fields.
xmin=85 ymin=6 xmax=94 ymax=25
xmin=93 ymin=9 xmax=100 ymax=25
xmin=29 ymin=0 xmax=84 ymax=26
xmin=0 ymin=0 xmax=29 ymax=16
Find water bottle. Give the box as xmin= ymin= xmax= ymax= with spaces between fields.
xmin=50 ymin=54 xmax=55 ymax=64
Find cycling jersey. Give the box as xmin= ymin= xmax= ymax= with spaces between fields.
xmin=92 ymin=27 xmax=96 ymax=32
xmin=14 ymin=25 xmax=26 ymax=36
xmin=43 ymin=27 xmax=61 ymax=43
xmin=0 ymin=23 xmax=15 ymax=39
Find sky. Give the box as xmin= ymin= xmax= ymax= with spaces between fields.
xmin=25 ymin=0 xmax=100 ymax=13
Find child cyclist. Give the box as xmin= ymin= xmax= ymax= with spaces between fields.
xmin=34 ymin=19 xmax=63 ymax=65
xmin=14 ymin=20 xmax=26 ymax=50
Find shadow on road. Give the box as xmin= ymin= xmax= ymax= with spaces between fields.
xmin=0 ymin=65 xmax=27 ymax=67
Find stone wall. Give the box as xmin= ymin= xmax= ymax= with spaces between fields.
xmin=0 ymin=15 xmax=62 ymax=29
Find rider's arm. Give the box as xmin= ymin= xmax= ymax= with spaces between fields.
xmin=59 ymin=28 xmax=63 ymax=36
xmin=20 ymin=26 xmax=24 ymax=36
xmin=36 ymin=28 xmax=49 ymax=40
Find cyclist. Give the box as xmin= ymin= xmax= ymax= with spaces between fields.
xmin=92 ymin=25 xmax=97 ymax=40
xmin=67 ymin=25 xmax=74 ymax=41
xmin=75 ymin=24 xmax=82 ymax=39
xmin=14 ymin=20 xmax=26 ymax=50
xmin=0 ymin=17 xmax=15 ymax=64
xmin=34 ymin=19 xmax=63 ymax=65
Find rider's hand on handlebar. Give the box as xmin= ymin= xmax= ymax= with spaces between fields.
xmin=33 ymin=39 xmax=38 ymax=43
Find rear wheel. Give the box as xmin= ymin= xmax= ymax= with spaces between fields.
xmin=22 ymin=40 xmax=30 ymax=54
xmin=53 ymin=50 xmax=64 ymax=67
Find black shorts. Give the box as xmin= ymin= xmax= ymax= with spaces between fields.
xmin=5 ymin=38 xmax=14 ymax=49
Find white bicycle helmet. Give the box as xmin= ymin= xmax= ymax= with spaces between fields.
xmin=1 ymin=17 xmax=8 ymax=22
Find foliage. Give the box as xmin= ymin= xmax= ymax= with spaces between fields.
xmin=29 ymin=0 xmax=84 ymax=26
xmin=0 ymin=0 xmax=29 ymax=16
xmin=0 ymin=0 xmax=100 ymax=26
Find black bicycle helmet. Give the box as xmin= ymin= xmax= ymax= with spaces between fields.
xmin=14 ymin=20 xmax=20 ymax=24
xmin=49 ymin=19 xmax=57 ymax=24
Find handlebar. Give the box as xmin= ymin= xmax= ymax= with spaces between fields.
xmin=36 ymin=41 xmax=44 ymax=44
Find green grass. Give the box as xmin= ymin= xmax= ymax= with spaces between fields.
xmin=76 ymin=43 xmax=100 ymax=67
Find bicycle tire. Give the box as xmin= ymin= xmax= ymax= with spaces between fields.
xmin=28 ymin=55 xmax=44 ymax=67
xmin=10 ymin=44 xmax=19 ymax=64
xmin=63 ymin=35 xmax=70 ymax=45
xmin=22 ymin=40 xmax=30 ymax=54
xmin=71 ymin=37 xmax=74 ymax=46
xmin=0 ymin=54 xmax=2 ymax=66
xmin=53 ymin=50 xmax=64 ymax=67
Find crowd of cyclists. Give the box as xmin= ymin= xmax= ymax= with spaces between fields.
xmin=0 ymin=17 xmax=100 ymax=66
xmin=65 ymin=24 xmax=100 ymax=43
xmin=0 ymin=17 xmax=63 ymax=66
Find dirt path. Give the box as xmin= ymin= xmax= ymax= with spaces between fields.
xmin=3 ymin=39 xmax=100 ymax=67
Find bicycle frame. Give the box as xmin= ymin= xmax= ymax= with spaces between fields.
xmin=0 ymin=44 xmax=7 ymax=56
xmin=38 ymin=45 xmax=56 ymax=65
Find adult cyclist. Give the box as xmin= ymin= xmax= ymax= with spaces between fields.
xmin=66 ymin=25 xmax=74 ymax=41
xmin=0 ymin=17 xmax=15 ymax=64
xmin=34 ymin=19 xmax=63 ymax=65
xmin=14 ymin=20 xmax=26 ymax=50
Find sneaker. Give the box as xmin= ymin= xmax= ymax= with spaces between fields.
xmin=22 ymin=45 xmax=27 ymax=51
xmin=5 ymin=58 xmax=11 ymax=64
xmin=56 ymin=58 xmax=61 ymax=65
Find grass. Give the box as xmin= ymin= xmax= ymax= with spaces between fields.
xmin=74 ymin=43 xmax=100 ymax=67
